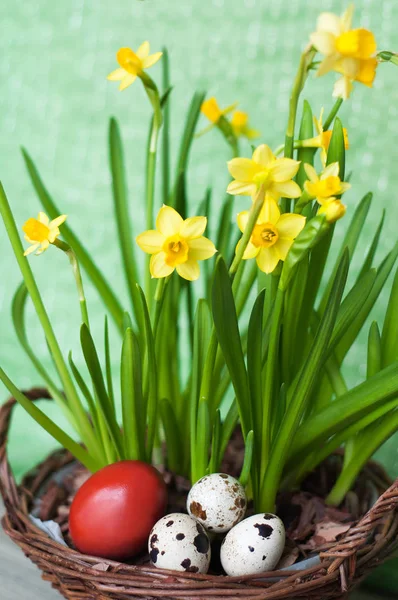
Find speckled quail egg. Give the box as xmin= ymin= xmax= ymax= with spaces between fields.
xmin=220 ymin=513 xmax=285 ymax=576
xmin=187 ymin=473 xmax=247 ymax=533
xmin=148 ymin=513 xmax=211 ymax=573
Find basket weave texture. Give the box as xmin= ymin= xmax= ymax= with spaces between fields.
xmin=1 ymin=389 xmax=398 ymax=600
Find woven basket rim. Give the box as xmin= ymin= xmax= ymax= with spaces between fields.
xmin=1 ymin=388 xmax=398 ymax=600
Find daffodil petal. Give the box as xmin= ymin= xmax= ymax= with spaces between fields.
xmin=259 ymin=198 xmax=280 ymax=225
xmin=119 ymin=73 xmax=137 ymax=91
xmin=342 ymin=5 xmax=355 ymax=31
xmin=304 ymin=163 xmax=318 ymax=183
xmin=256 ymin=246 xmax=280 ymax=274
xmin=322 ymin=162 xmax=340 ymax=179
xmin=107 ymin=67 xmax=126 ymax=81
xmin=150 ymin=252 xmax=174 ymax=279
xmin=136 ymin=230 xmax=165 ymax=254
xmin=50 ymin=214 xmax=67 ymax=228
xmin=156 ymin=205 xmax=184 ymax=237
xmin=252 ymin=144 xmax=274 ymax=167
xmin=277 ymin=214 xmax=306 ymax=239
xmin=237 ymin=211 xmax=249 ymax=233
xmin=275 ymin=237 xmax=294 ymax=261
xmin=340 ymin=182 xmax=351 ymax=194
xmin=243 ymin=241 xmax=259 ymax=260
xmin=271 ymin=180 xmax=302 ymax=199
xmin=24 ymin=244 xmax=39 ymax=256
xmin=316 ymin=12 xmax=342 ymax=36
xmin=310 ymin=31 xmax=337 ymax=56
xmin=36 ymin=240 xmax=50 ymax=255
xmin=38 ymin=212 xmax=50 ymax=225
xmin=176 ymin=259 xmax=200 ymax=281
xmin=48 ymin=227 xmax=60 ymax=243
xmin=227 ymin=158 xmax=260 ymax=182
xmin=142 ymin=52 xmax=163 ymax=69
xmin=136 ymin=41 xmax=150 ymax=60
xmin=269 ymin=158 xmax=300 ymax=182
xmin=333 ymin=76 xmax=353 ymax=100
xmin=317 ymin=54 xmax=339 ymax=77
xmin=226 ymin=180 xmax=256 ymax=196
xmin=188 ymin=236 xmax=217 ymax=260
xmin=180 ymin=216 xmax=207 ymax=239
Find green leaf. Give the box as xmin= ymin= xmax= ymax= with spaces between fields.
xmin=260 ymin=250 xmax=349 ymax=511
xmin=326 ymin=269 xmax=376 ymax=355
xmin=296 ymin=99 xmax=315 ymax=190
xmin=190 ymin=299 xmax=212 ymax=481
xmin=208 ymin=409 xmax=222 ymax=474
xmin=326 ymin=116 xmax=345 ymax=178
xmin=195 ymin=401 xmax=211 ymax=480
xmin=381 ymin=268 xmax=398 ymax=367
xmin=120 ymin=328 xmax=145 ymax=460
xmin=161 ymin=47 xmax=171 ymax=205
xmin=160 ymin=398 xmax=182 ymax=473
xmin=356 ymin=210 xmax=385 ymax=282
xmin=109 ymin=118 xmax=142 ymax=327
xmin=218 ymin=399 xmax=239 ymax=466
xmin=136 ymin=285 xmax=158 ymax=461
xmin=290 ymin=362 xmax=398 ymax=458
xmin=0 ymin=368 xmax=100 ymax=472
xmin=11 ymin=283 xmax=66 ymax=409
xmin=104 ymin=317 xmax=115 ymax=413
xmin=212 ymin=257 xmax=251 ymax=437
xmin=239 ymin=430 xmax=254 ymax=488
xmin=216 ymin=194 xmax=235 ymax=260
xmin=80 ymin=324 xmax=124 ymax=459
xmin=68 ymin=351 xmax=99 ymax=433
xmin=279 ymin=215 xmax=329 ymax=291
xmin=319 ymin=192 xmax=372 ymax=315
xmin=336 ymin=241 xmax=398 ymax=362
xmin=247 ymin=289 xmax=265 ymax=454
xmin=22 ymin=148 xmax=125 ymax=332
xmin=368 ymin=321 xmax=382 ymax=378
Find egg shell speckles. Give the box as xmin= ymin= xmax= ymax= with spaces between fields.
xmin=220 ymin=513 xmax=285 ymax=576
xmin=187 ymin=473 xmax=247 ymax=534
xmin=148 ymin=513 xmax=211 ymax=574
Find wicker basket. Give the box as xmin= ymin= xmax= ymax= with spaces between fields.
xmin=1 ymin=389 xmax=398 ymax=600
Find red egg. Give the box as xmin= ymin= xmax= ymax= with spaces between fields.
xmin=69 ymin=460 xmax=167 ymax=560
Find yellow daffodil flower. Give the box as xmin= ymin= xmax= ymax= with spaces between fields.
xmin=22 ymin=212 xmax=67 ymax=256
xmin=236 ymin=198 xmax=305 ymax=274
xmin=301 ymin=108 xmax=349 ymax=166
xmin=136 ymin=206 xmax=216 ymax=281
xmin=107 ymin=42 xmax=162 ymax=91
xmin=201 ymin=97 xmax=238 ymax=124
xmin=310 ymin=6 xmax=377 ymax=99
xmin=227 ymin=144 xmax=301 ymax=199
xmin=318 ymin=198 xmax=347 ymax=223
xmin=304 ymin=162 xmax=350 ymax=205
xmin=231 ymin=111 xmax=260 ymax=140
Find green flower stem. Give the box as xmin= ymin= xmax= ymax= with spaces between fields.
xmin=0 ymin=183 xmax=104 ymax=466
xmin=323 ymin=98 xmax=343 ymax=131
xmin=284 ymin=48 xmax=316 ymax=159
xmin=153 ymin=275 xmax=171 ymax=340
xmin=53 ymin=239 xmax=89 ymax=328
xmin=229 ymin=186 xmax=265 ymax=279
xmin=140 ymin=72 xmax=163 ymax=311
xmin=260 ymin=288 xmax=285 ymax=477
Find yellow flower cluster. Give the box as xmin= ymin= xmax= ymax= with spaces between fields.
xmin=310 ymin=5 xmax=377 ymax=99
xmin=201 ymin=97 xmax=260 ymax=140
xmin=23 ymin=212 xmax=67 ymax=256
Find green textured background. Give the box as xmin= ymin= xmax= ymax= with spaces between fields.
xmin=0 ymin=0 xmax=397 ymax=495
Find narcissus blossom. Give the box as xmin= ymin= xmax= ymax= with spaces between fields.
xmin=231 ymin=111 xmax=260 ymax=140
xmin=227 ymin=144 xmax=301 ymax=199
xmin=310 ymin=6 xmax=377 ymax=99
xmin=23 ymin=212 xmax=67 ymax=256
xmin=304 ymin=162 xmax=350 ymax=205
xmin=236 ymin=199 xmax=305 ymax=274
xmin=107 ymin=42 xmax=162 ymax=91
xmin=301 ymin=109 xmax=349 ymax=166
xmin=318 ymin=198 xmax=347 ymax=223
xmin=201 ymin=97 xmax=238 ymax=124
xmin=136 ymin=206 xmax=216 ymax=281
